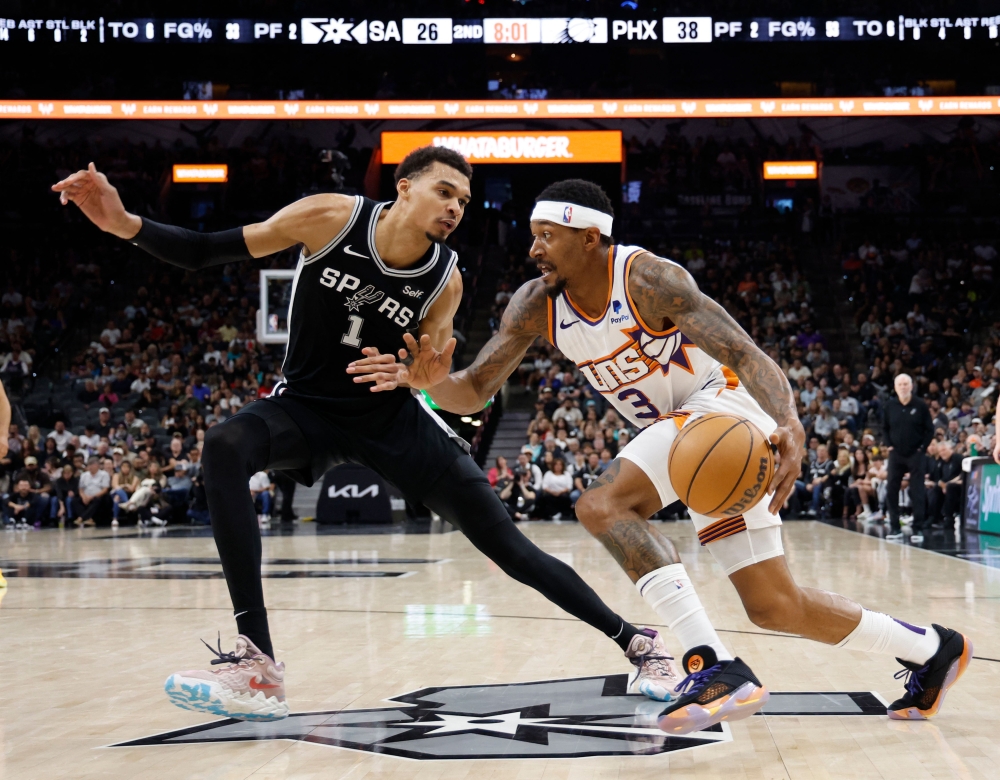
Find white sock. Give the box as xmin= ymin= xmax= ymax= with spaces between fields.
xmin=636 ymin=564 xmax=733 ymax=661
xmin=837 ymin=609 xmax=941 ymax=665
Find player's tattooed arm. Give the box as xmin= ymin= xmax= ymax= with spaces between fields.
xmin=627 ymin=254 xmax=805 ymax=512
xmin=425 ymin=280 xmax=550 ymax=414
xmin=348 ymin=278 xmax=549 ymax=413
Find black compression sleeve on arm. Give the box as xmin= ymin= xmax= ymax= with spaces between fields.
xmin=129 ymin=218 xmax=253 ymax=270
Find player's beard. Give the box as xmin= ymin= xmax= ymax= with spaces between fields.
xmin=425 ymin=230 xmax=446 ymax=244
xmin=545 ymin=275 xmax=568 ymax=298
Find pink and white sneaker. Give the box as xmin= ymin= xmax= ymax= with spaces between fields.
xmin=164 ymin=634 xmax=289 ymax=721
xmin=626 ymin=628 xmax=682 ymax=702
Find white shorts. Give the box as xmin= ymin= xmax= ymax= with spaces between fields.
xmin=618 ymin=382 xmax=783 ymax=544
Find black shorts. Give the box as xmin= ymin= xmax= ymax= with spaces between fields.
xmin=235 ymin=392 xmax=468 ymax=502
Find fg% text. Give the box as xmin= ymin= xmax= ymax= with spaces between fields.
xmin=764 ymin=20 xmax=816 ymax=37
xmin=163 ymin=21 xmax=212 ymax=39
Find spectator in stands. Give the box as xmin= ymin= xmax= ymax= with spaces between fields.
xmin=537 ymin=459 xmax=573 ymax=520
xmin=94 ymin=407 xmax=112 ymax=437
xmin=53 ymin=463 xmax=80 ymax=525
xmin=571 ymin=451 xmax=605 ymax=508
xmin=552 ymin=397 xmax=583 ymax=429
xmin=14 ymin=454 xmax=51 ymax=512
xmin=496 ymin=463 xmax=536 ymax=523
xmin=487 ymin=455 xmax=513 ymax=488
xmin=46 ymin=420 xmax=72 ymax=453
xmin=249 ymin=471 xmax=273 ymax=525
xmin=929 ymin=440 xmax=963 ymax=530
xmin=76 ymin=456 xmax=111 ymax=527
xmin=798 ymin=445 xmax=834 ymax=517
xmin=515 ymin=451 xmax=542 ymax=491
xmin=5 ymin=478 xmax=39 ymax=528
xmin=163 ymin=461 xmax=193 ymax=522
xmin=111 ymin=460 xmax=139 ymax=524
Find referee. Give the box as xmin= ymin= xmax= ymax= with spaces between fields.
xmin=883 ymin=373 xmax=934 ymax=541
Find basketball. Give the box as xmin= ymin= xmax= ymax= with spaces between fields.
xmin=668 ymin=412 xmax=774 ymax=519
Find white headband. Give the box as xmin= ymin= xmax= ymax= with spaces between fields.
xmin=531 ymin=200 xmax=613 ymax=237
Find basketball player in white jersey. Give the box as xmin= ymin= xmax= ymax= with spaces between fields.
xmin=350 ymin=179 xmax=973 ymax=734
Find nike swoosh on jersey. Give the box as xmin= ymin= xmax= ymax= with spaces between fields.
xmin=343 ymin=244 xmax=369 ymax=259
xmin=559 ymin=320 xmax=579 ymax=329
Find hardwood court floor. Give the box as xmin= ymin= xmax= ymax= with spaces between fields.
xmin=1 ymin=520 xmax=998 ymax=779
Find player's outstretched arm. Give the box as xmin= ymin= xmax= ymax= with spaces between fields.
xmin=348 ymin=279 xmax=548 ymax=414
xmin=430 ymin=280 xmax=549 ymax=414
xmin=628 ymin=254 xmax=804 ymax=513
xmin=52 ymin=162 xmax=355 ymax=268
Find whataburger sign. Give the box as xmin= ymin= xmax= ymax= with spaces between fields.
xmin=3 ymin=97 xmax=999 ymax=120
xmin=382 ymin=131 xmax=622 ymax=164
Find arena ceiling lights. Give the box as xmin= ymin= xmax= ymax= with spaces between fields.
xmin=382 ymin=131 xmax=622 ymax=164
xmin=4 ymin=97 xmax=999 ymax=120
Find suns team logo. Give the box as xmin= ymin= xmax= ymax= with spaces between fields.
xmin=577 ymin=324 xmax=696 ymax=394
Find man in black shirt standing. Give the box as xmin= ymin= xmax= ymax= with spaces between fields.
xmin=883 ymin=373 xmax=934 ymax=541
xmin=929 ymin=440 xmax=964 ymax=532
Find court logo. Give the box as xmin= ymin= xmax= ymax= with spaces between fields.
xmin=111 ymin=676 xmax=888 ymax=760
xmin=112 ymin=675 xmax=730 ymax=759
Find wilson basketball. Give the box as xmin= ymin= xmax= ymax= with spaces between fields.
xmin=668 ymin=412 xmax=775 ymax=519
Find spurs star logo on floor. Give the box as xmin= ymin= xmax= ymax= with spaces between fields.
xmin=113 ymin=674 xmax=888 ymax=760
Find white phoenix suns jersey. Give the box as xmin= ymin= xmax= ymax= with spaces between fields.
xmin=547 ymin=244 xmax=737 ymax=428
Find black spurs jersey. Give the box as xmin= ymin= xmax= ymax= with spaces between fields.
xmin=273 ymin=196 xmax=458 ymax=409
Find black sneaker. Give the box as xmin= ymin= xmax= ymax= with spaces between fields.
xmin=887 ymin=624 xmax=973 ymax=720
xmin=656 ymin=646 xmax=769 ymax=735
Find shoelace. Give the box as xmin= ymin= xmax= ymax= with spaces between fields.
xmin=675 ymin=664 xmax=723 ymax=696
xmin=201 ymin=632 xmax=249 ymax=667
xmin=638 ymin=653 xmax=679 ymax=681
xmin=894 ymin=664 xmax=929 ymax=698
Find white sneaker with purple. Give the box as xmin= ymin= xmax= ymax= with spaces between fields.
xmin=164 ymin=634 xmax=289 ymax=721
xmin=626 ymin=628 xmax=682 ymax=701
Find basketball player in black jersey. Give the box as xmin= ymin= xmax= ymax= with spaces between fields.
xmin=52 ymin=148 xmax=680 ymax=722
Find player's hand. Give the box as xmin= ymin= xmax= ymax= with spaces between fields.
xmin=767 ymin=422 xmax=805 ymax=514
xmin=347 ymin=333 xmax=456 ymax=392
xmin=51 ymin=162 xmax=142 ymax=239
xmin=347 ymin=346 xmax=406 ymax=392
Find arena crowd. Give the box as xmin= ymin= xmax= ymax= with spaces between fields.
xmin=1 ymin=130 xmax=997 ymax=534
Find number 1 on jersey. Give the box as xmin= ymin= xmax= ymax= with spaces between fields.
xmin=341 ymin=314 xmax=364 ymax=347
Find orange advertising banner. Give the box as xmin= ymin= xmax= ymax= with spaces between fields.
xmin=172 ymin=164 xmax=228 ymax=183
xmin=382 ymin=131 xmax=622 ymax=164
xmin=1 ymin=97 xmax=998 ymax=120
xmin=763 ymin=161 xmax=818 ymax=179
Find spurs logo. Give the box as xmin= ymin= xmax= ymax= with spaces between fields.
xmin=344 ymin=285 xmax=385 ymax=311
xmin=114 ymin=674 xmax=889 ymax=759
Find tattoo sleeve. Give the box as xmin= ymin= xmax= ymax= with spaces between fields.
xmin=426 ymin=280 xmax=549 ymax=414
xmin=627 ymin=254 xmax=798 ymax=429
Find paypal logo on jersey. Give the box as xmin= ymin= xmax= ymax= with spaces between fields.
xmin=610 ymin=299 xmax=630 ymax=325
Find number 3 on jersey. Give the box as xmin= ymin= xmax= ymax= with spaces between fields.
xmin=618 ymin=388 xmax=660 ymax=419
xmin=342 ymin=314 xmax=364 ymax=347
